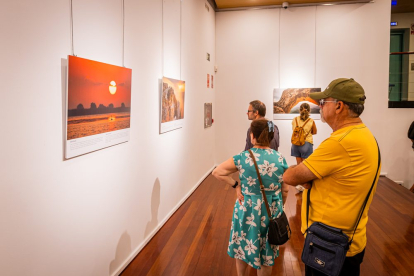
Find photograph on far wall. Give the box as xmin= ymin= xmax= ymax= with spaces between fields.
xmin=204 ymin=103 xmax=212 ymax=128
xmin=66 ymin=55 xmax=132 ymax=159
xmin=273 ymin=88 xmax=321 ymax=120
xmin=207 ymin=74 xmax=210 ymax=88
xmin=160 ymin=76 xmax=185 ymax=133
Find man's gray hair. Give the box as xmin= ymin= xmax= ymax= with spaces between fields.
xmin=342 ymin=101 xmax=364 ymax=117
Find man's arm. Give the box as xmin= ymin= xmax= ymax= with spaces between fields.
xmin=283 ymin=163 xmax=318 ymax=187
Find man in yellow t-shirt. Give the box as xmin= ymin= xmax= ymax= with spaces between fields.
xmin=283 ymin=78 xmax=381 ymax=276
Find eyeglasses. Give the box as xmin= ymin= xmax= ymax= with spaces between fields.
xmin=247 ymin=110 xmax=255 ymax=113
xmin=319 ymin=99 xmax=337 ymax=107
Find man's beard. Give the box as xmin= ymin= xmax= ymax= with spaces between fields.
xmin=320 ymin=108 xmax=326 ymax=123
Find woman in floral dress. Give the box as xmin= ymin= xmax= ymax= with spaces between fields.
xmin=213 ymin=118 xmax=289 ymax=276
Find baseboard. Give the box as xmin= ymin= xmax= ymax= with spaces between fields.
xmin=380 ymin=172 xmax=387 ymax=177
xmin=112 ymin=165 xmax=216 ymax=276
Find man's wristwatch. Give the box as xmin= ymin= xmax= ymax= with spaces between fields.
xmin=232 ymin=181 xmax=239 ymax=188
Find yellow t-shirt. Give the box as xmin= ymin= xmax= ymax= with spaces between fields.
xmin=302 ymin=123 xmax=381 ymax=257
xmin=292 ymin=116 xmax=314 ymax=144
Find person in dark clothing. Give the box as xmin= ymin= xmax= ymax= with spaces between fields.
xmin=408 ymin=121 xmax=414 ymax=149
xmin=245 ymin=100 xmax=280 ymax=151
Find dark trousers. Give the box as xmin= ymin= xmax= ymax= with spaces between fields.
xmin=305 ymin=249 xmax=365 ymax=276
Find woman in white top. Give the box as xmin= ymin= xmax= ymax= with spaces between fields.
xmin=291 ymin=103 xmax=317 ymax=165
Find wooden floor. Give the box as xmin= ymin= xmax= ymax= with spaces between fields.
xmin=121 ymin=176 xmax=414 ymax=276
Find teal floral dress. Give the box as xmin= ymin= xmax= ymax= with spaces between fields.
xmin=228 ymin=148 xmax=288 ymax=269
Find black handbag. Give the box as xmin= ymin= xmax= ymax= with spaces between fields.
xmin=301 ymin=141 xmax=381 ymax=276
xmin=248 ymin=150 xmax=291 ymax=246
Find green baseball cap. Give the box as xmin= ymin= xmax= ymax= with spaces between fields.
xmin=310 ymin=78 xmax=366 ymax=104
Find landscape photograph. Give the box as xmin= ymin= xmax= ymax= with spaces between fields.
xmin=67 ymin=56 xmax=132 ymax=140
xmin=273 ymin=88 xmax=321 ymax=119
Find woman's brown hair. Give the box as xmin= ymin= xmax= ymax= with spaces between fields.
xmin=250 ymin=118 xmax=274 ymax=147
xmin=299 ymin=103 xmax=310 ymax=121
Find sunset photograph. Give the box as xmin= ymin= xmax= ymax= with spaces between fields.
xmin=67 ymin=56 xmax=132 ymax=140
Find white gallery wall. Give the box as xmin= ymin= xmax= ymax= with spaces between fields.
xmin=0 ymin=0 xmax=215 ymax=275
xmin=215 ymin=0 xmax=414 ymax=189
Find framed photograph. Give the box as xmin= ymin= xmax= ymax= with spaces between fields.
xmin=65 ymin=55 xmax=132 ymax=159
xmin=207 ymin=74 xmax=210 ymax=88
xmin=273 ymin=88 xmax=321 ymax=120
xmin=204 ymin=103 xmax=212 ymax=128
xmin=160 ymin=77 xmax=185 ymax=133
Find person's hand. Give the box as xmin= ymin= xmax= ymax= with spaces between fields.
xmin=302 ymin=182 xmax=312 ymax=190
xmin=236 ymin=186 xmax=244 ymax=205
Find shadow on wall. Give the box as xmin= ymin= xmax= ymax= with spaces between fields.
xmin=109 ymin=231 xmax=132 ymax=275
xmin=145 ymin=178 xmax=161 ymax=237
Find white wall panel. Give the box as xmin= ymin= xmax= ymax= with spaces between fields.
xmin=215 ymin=9 xmax=280 ymax=163
xmin=280 ymin=6 xmax=316 ymax=88
xmin=163 ymin=0 xmax=181 ymax=79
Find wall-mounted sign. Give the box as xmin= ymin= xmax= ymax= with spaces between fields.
xmin=204 ymin=103 xmax=212 ymax=128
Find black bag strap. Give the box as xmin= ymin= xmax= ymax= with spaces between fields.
xmin=306 ymin=139 xmax=381 ymax=246
xmin=248 ymin=149 xmax=273 ymax=220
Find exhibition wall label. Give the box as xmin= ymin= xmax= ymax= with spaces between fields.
xmin=65 ymin=55 xmax=132 ymax=159
xmin=204 ymin=103 xmax=212 ymax=128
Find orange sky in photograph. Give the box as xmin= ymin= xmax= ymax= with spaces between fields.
xmin=68 ymin=56 xmax=132 ymax=110
xmin=163 ymin=77 xmax=185 ymax=117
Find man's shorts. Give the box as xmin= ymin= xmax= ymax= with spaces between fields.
xmin=291 ymin=142 xmax=313 ymax=158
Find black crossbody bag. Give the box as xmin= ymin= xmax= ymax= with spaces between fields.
xmin=301 ymin=141 xmax=381 ymax=276
xmin=248 ymin=150 xmax=291 ymax=245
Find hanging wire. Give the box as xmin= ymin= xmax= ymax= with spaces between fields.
xmin=314 ymin=6 xmax=317 ymax=87
xmin=122 ymin=0 xmax=125 ymax=67
xmin=278 ymin=8 xmax=281 ymax=89
xmin=161 ymin=0 xmax=164 ymax=77
xmin=180 ymin=0 xmax=182 ymax=80
xmin=70 ymin=0 xmax=75 ymax=56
